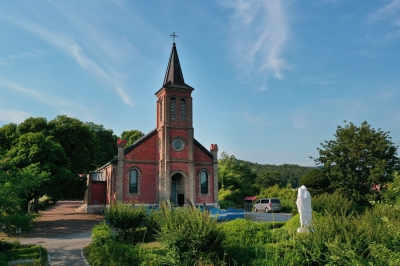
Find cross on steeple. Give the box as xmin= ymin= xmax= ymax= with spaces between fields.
xmin=170 ymin=32 xmax=178 ymax=44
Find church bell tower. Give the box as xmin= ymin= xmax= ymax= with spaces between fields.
xmin=155 ymin=38 xmax=196 ymax=205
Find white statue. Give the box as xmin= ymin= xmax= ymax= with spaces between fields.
xmin=296 ymin=185 xmax=312 ymax=233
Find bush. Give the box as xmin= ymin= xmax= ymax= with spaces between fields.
xmin=221 ymin=219 xmax=274 ymax=265
xmin=105 ymin=202 xmax=147 ymax=243
xmin=381 ymin=171 xmax=400 ymax=206
xmin=87 ymin=238 xmax=146 ymax=266
xmin=142 ymin=207 xmax=162 ymax=241
xmin=312 ymin=191 xmax=355 ymax=216
xmin=38 ymin=195 xmax=55 ymax=210
xmin=289 ymin=203 xmax=400 ymax=265
xmin=157 ymin=205 xmax=225 ymax=265
xmin=91 ymin=222 xmax=112 ymax=246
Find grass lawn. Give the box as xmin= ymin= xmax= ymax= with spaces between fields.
xmin=0 ymin=240 xmax=48 ymax=266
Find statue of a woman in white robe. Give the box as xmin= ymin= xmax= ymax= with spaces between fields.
xmin=296 ymin=185 xmax=312 ymax=233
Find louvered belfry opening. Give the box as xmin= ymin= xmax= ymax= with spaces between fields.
xmin=180 ymin=98 xmax=186 ymax=121
xmin=170 ymin=97 xmax=176 ymax=120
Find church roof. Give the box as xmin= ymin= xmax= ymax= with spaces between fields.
xmin=159 ymin=43 xmax=194 ymax=92
xmin=164 ymin=43 xmax=184 ymax=85
xmin=194 ymin=139 xmax=213 ymax=159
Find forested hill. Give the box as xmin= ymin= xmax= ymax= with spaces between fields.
xmin=238 ymin=160 xmax=315 ymax=188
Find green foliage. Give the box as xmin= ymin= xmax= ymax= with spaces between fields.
xmin=0 ymin=171 xmax=35 ymax=234
xmin=312 ymin=191 xmax=356 ymax=216
xmin=242 ymin=160 xmax=314 ymax=188
xmin=256 ymin=170 xmax=286 ymax=189
xmin=299 ymin=168 xmax=330 ymax=196
xmin=1 ymin=242 xmax=48 ymax=265
xmin=120 ymin=130 xmax=145 ymax=146
xmin=313 ymin=121 xmax=400 ymax=206
xmin=92 ymin=221 xmax=113 ymax=246
xmin=221 ymin=219 xmax=272 ymax=264
xmin=0 ymin=123 xmax=18 ymax=152
xmin=86 ymin=122 xmax=118 ymax=168
xmin=142 ymin=207 xmax=162 ymax=241
xmin=87 ymin=238 xmax=146 ymax=266
xmin=259 ymin=185 xmax=297 ymax=213
xmin=289 ymin=203 xmax=400 ymax=265
xmin=105 ymin=202 xmax=147 ymax=243
xmin=381 ymin=171 xmax=400 ymax=205
xmin=48 ymin=115 xmax=95 ymax=175
xmin=218 ymin=152 xmax=258 ymax=206
xmin=0 ymin=115 xmax=120 ymax=210
xmin=157 ymin=205 xmax=225 ymax=265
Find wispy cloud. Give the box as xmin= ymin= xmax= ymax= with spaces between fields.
xmin=8 ymin=49 xmax=48 ymax=60
xmin=290 ymin=111 xmax=310 ymax=131
xmin=222 ymin=0 xmax=290 ymax=79
xmin=368 ymin=0 xmax=400 ymax=39
xmin=369 ymin=0 xmax=400 ymax=21
xmin=0 ymin=13 xmax=134 ymax=107
xmin=0 ymin=80 xmax=94 ymax=120
xmin=240 ymin=110 xmax=270 ymax=125
xmin=254 ymin=85 xmax=268 ymax=92
xmin=0 ymin=109 xmax=31 ymax=124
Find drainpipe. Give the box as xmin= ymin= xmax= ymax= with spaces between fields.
xmin=210 ymin=144 xmax=219 ymax=208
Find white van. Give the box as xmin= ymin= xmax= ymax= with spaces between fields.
xmin=253 ymin=198 xmax=282 ymax=213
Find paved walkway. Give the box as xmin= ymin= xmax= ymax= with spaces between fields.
xmin=26 ymin=201 xmax=104 ymax=238
xmin=18 ymin=201 xmax=104 ymax=265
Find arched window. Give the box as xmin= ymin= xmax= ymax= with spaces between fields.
xmin=170 ymin=97 xmax=176 ymax=120
xmin=129 ymin=169 xmax=138 ymax=193
xmin=200 ymin=171 xmax=208 ymax=194
xmin=180 ymin=98 xmax=186 ymax=121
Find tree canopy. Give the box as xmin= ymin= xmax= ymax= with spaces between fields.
xmin=313 ymin=121 xmax=400 ymax=205
xmin=218 ymin=152 xmax=258 ymax=206
xmin=299 ymin=168 xmax=330 ymax=196
xmin=120 ymin=130 xmax=145 ymax=146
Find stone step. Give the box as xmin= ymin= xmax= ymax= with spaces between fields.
xmin=75 ymin=204 xmax=87 ymax=213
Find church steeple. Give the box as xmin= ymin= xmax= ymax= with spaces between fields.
xmin=163 ymin=43 xmax=185 ymax=86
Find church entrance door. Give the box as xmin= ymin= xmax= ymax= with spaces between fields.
xmin=170 ymin=173 xmax=184 ymax=206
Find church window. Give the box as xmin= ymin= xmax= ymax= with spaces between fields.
xmin=172 ymin=137 xmax=185 ymax=151
xmin=170 ymin=97 xmax=176 ymax=120
xmin=129 ymin=169 xmax=138 ymax=193
xmin=200 ymin=171 xmax=208 ymax=194
xmin=180 ymin=98 xmax=186 ymax=121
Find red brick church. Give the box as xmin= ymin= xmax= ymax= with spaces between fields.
xmin=83 ymin=41 xmax=219 ymax=213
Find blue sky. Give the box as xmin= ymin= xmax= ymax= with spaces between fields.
xmin=1 ymin=0 xmax=400 ymax=166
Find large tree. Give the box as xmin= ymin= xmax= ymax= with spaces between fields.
xmin=0 ymin=170 xmax=35 ymax=233
xmin=120 ymin=130 xmax=145 ymax=146
xmin=86 ymin=122 xmax=118 ymax=168
xmin=48 ymin=115 xmax=95 ymax=175
xmin=218 ymin=152 xmax=258 ymax=206
xmin=255 ymin=170 xmax=285 ymax=189
xmin=299 ymin=168 xmax=330 ymax=196
xmin=3 ymin=132 xmax=75 ymax=211
xmin=0 ymin=123 xmax=18 ymax=154
xmin=313 ymin=121 xmax=400 ymax=205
